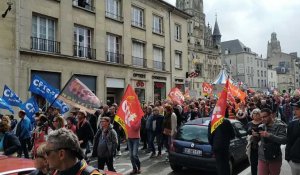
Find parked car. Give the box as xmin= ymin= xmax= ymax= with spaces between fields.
xmin=0 ymin=155 xmax=121 ymax=175
xmin=169 ymin=118 xmax=248 ymax=174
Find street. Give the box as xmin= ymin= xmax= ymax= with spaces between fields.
xmin=90 ymin=144 xmax=292 ymax=175
xmin=89 ymin=143 xmax=250 ymax=175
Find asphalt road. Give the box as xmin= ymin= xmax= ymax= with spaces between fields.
xmin=89 ymin=143 xmax=250 ymax=175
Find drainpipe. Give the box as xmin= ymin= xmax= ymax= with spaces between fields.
xmin=169 ymin=8 xmax=174 ymax=89
xmin=14 ymin=0 xmax=20 ymax=97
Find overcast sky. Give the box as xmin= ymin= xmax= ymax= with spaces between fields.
xmin=165 ymin=0 xmax=300 ymax=57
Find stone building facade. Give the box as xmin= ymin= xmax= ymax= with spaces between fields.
xmin=176 ymin=0 xmax=222 ymax=97
xmin=0 ymin=0 xmax=191 ymax=106
xmin=267 ymin=32 xmax=300 ymax=92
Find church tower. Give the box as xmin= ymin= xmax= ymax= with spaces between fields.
xmin=212 ymin=16 xmax=221 ymax=47
xmin=267 ymin=32 xmax=281 ymax=57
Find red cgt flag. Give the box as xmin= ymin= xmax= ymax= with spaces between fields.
xmin=114 ymin=85 xmax=144 ymax=138
xmin=211 ymin=79 xmax=229 ymax=133
xmin=168 ymin=87 xmax=185 ymax=105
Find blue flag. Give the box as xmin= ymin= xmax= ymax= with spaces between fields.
xmin=2 ymin=85 xmax=22 ymax=107
xmin=29 ymin=75 xmax=69 ymax=114
xmin=20 ymin=97 xmax=39 ymax=122
xmin=0 ymin=97 xmax=14 ymax=114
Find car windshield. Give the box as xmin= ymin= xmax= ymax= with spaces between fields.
xmin=176 ymin=125 xmax=209 ymax=144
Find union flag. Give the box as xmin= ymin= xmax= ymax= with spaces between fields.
xmin=211 ymin=79 xmax=229 ymax=133
xmin=114 ymin=85 xmax=144 ymax=138
xmin=168 ymin=87 xmax=185 ymax=105
xmin=202 ymin=82 xmax=213 ymax=96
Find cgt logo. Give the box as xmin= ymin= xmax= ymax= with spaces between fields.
xmin=25 ymin=103 xmax=36 ymax=113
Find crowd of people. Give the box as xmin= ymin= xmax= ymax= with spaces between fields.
xmin=0 ymin=91 xmax=300 ymax=175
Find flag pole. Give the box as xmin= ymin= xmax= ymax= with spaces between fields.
xmin=48 ymin=74 xmax=75 ymax=110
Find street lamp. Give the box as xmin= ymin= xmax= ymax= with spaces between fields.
xmin=2 ymin=0 xmax=13 ymax=18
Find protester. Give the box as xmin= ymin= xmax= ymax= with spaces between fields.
xmin=208 ymin=116 xmax=235 ymax=175
xmin=246 ymin=108 xmax=262 ymax=175
xmin=76 ymin=109 xmax=94 ymax=157
xmin=66 ymin=116 xmax=77 ymax=133
xmin=285 ymin=101 xmax=300 ymax=175
xmin=16 ymin=110 xmax=32 ymax=158
xmin=32 ymin=114 xmax=50 ymax=158
xmin=149 ymin=107 xmax=164 ymax=157
xmin=282 ymin=97 xmax=293 ymax=123
xmin=0 ymin=120 xmax=21 ymax=156
xmin=140 ymin=106 xmax=150 ymax=151
xmin=258 ymin=108 xmax=287 ymax=175
xmin=93 ymin=117 xmax=117 ymax=171
xmin=52 ymin=116 xmax=65 ymax=130
xmin=45 ymin=128 xmax=102 ymax=175
xmin=30 ymin=143 xmax=53 ymax=175
xmin=127 ymin=118 xmax=142 ymax=174
xmin=236 ymin=102 xmax=248 ymax=126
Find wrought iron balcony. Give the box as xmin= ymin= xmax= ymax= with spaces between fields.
xmin=73 ymin=0 xmax=95 ymax=11
xmin=73 ymin=45 xmax=96 ymax=59
xmin=132 ymin=56 xmax=147 ymax=68
xmin=106 ymin=51 xmax=124 ymax=64
xmin=31 ymin=37 xmax=60 ymax=53
xmin=153 ymin=60 xmax=165 ymax=71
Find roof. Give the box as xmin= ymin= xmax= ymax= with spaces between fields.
xmin=213 ymin=20 xmax=221 ymax=36
xmin=157 ymin=0 xmax=193 ymax=19
xmin=221 ymin=39 xmax=254 ymax=55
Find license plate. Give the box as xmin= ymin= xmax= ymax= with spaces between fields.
xmin=183 ymin=148 xmax=202 ymax=156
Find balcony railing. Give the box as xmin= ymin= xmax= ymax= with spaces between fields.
xmin=73 ymin=0 xmax=95 ymax=11
xmin=73 ymin=45 xmax=96 ymax=59
xmin=106 ymin=51 xmax=124 ymax=64
xmin=105 ymin=11 xmax=123 ymax=21
xmin=132 ymin=56 xmax=147 ymax=68
xmin=131 ymin=21 xmax=145 ymax=29
xmin=31 ymin=37 xmax=60 ymax=53
xmin=153 ymin=60 xmax=165 ymax=71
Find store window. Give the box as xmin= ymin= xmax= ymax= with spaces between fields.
xmin=154 ymin=82 xmax=166 ymax=101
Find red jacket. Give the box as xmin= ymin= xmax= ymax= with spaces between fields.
xmin=127 ymin=120 xmax=141 ymax=139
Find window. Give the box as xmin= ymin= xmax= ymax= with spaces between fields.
xmin=32 ymin=15 xmax=57 ymax=52
xmin=261 ymin=71 xmax=263 ymax=77
xmin=175 ymin=24 xmax=181 ymax=41
xmin=153 ymin=15 xmax=163 ymax=34
xmin=271 ymin=72 xmax=273 ymax=78
xmin=258 ymin=79 xmax=260 ymax=87
xmin=264 ymin=71 xmax=266 ymax=77
xmin=73 ymin=0 xmax=94 ymax=11
xmin=153 ymin=47 xmax=164 ymax=70
xmin=131 ymin=6 xmax=144 ymax=28
xmin=106 ymin=0 xmax=122 ymax=21
xmin=261 ymin=80 xmax=264 ymax=87
xmin=175 ymin=51 xmax=182 ymax=69
xmin=176 ymin=125 xmax=208 ymax=143
xmin=195 ymin=64 xmax=203 ymax=76
xmin=132 ymin=41 xmax=145 ymax=67
xmin=257 ymin=60 xmax=259 ymax=66
xmin=74 ymin=74 xmax=97 ymax=94
xmin=106 ymin=34 xmax=122 ymax=63
xmin=251 ymin=67 xmax=253 ymax=73
xmin=264 ymin=62 xmax=266 ymax=68
xmin=264 ymin=80 xmax=267 ymax=87
xmin=260 ymin=61 xmax=263 ymax=67
xmin=257 ymin=70 xmax=259 ymax=77
xmin=74 ymin=26 xmax=93 ymax=58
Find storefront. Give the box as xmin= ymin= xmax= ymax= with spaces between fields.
xmin=133 ymin=80 xmax=146 ymax=104
xmin=154 ymin=82 xmax=166 ymax=101
xmin=106 ymin=78 xmax=125 ymax=106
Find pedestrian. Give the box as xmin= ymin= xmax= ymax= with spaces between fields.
xmin=128 ymin=118 xmax=142 ymax=174
xmin=32 ymin=114 xmax=50 ymax=158
xmin=258 ymin=108 xmax=287 ymax=175
xmin=208 ymin=117 xmax=235 ymax=175
xmin=140 ymin=106 xmax=149 ymax=150
xmin=44 ymin=128 xmax=102 ymax=175
xmin=0 ymin=120 xmax=21 ymax=156
xmin=92 ymin=117 xmax=117 ymax=172
xmin=150 ymin=107 xmax=164 ymax=157
xmin=246 ymin=108 xmax=262 ymax=175
xmin=282 ymin=97 xmax=293 ymax=124
xmin=285 ymin=101 xmax=300 ymax=175
xmin=16 ymin=110 xmax=32 ymax=158
xmin=51 ymin=116 xmax=65 ymax=130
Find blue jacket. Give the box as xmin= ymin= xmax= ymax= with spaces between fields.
xmin=16 ymin=116 xmax=32 ymax=140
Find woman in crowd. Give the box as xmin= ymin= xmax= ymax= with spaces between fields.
xmin=246 ymin=108 xmax=262 ymax=175
xmin=66 ymin=116 xmax=77 ymax=133
xmin=30 ymin=143 xmax=53 ymax=175
xmin=52 ymin=116 xmax=65 ymax=130
xmin=236 ymin=102 xmax=248 ymax=126
xmin=0 ymin=120 xmax=21 ymax=156
xmin=32 ymin=114 xmax=50 ymax=158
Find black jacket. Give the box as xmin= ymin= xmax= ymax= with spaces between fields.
xmin=3 ymin=132 xmax=21 ymax=156
xmin=285 ymin=119 xmax=300 ymax=163
xmin=208 ymin=119 xmax=235 ymax=153
xmin=76 ymin=120 xmax=94 ymax=149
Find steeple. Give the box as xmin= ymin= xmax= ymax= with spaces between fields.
xmin=213 ymin=14 xmax=221 ymax=36
xmin=212 ymin=14 xmax=221 ymax=46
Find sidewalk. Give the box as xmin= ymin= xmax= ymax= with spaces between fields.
xmin=239 ymin=145 xmax=291 ymax=175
